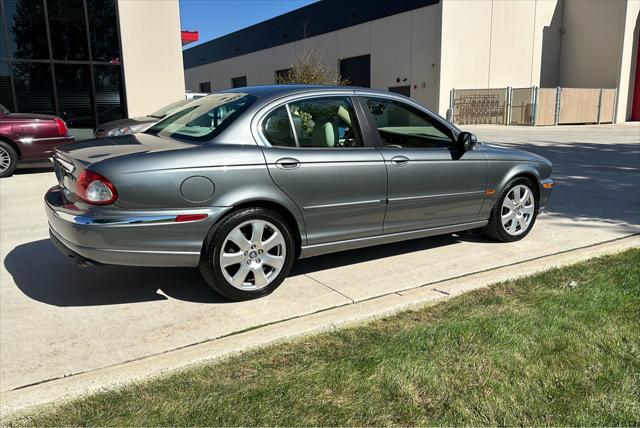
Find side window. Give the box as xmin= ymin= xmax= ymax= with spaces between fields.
xmin=262 ymin=106 xmax=296 ymax=147
xmin=364 ymin=97 xmax=452 ymax=148
xmin=289 ymin=97 xmax=363 ymax=148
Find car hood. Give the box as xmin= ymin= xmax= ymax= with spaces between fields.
xmin=96 ymin=116 xmax=158 ymax=131
xmin=478 ymin=142 xmax=551 ymax=165
xmin=55 ymin=133 xmax=195 ymax=168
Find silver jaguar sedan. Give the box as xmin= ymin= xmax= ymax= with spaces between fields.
xmin=46 ymin=85 xmax=553 ymax=301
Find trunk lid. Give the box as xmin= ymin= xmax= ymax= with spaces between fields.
xmin=52 ymin=133 xmax=195 ymax=202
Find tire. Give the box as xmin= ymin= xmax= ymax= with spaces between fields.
xmin=199 ymin=207 xmax=295 ymax=301
xmin=484 ymin=177 xmax=538 ymax=242
xmin=0 ymin=141 xmax=18 ymax=178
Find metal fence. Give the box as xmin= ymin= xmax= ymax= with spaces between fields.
xmin=448 ymin=86 xmax=617 ymax=126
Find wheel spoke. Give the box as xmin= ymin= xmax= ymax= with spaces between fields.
xmin=521 ymin=205 xmax=535 ymax=216
xmin=231 ymin=263 xmax=251 ymax=287
xmin=520 ymin=188 xmax=530 ymax=205
xmin=509 ymin=218 xmax=518 ymax=233
xmin=221 ymin=251 xmax=244 ymax=268
xmin=262 ymin=232 xmax=284 ymax=251
xmin=227 ymin=227 xmax=251 ymax=251
xmin=251 ymin=221 xmax=265 ymax=245
xmin=252 ymin=265 xmax=268 ymax=288
xmin=502 ymin=211 xmax=515 ymax=224
xmin=262 ymin=254 xmax=284 ymax=270
xmin=503 ymin=197 xmax=516 ymax=210
xmin=517 ymin=215 xmax=528 ymax=231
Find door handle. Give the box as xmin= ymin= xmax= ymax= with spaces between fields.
xmin=275 ymin=157 xmax=300 ymax=169
xmin=390 ymin=155 xmax=410 ymax=166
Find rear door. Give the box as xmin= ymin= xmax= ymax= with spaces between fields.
xmin=356 ymin=93 xmax=488 ymax=234
xmin=257 ymin=94 xmax=387 ymax=245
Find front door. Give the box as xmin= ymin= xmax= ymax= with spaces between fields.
xmin=358 ymin=95 xmax=488 ymax=234
xmin=259 ymin=96 xmax=387 ymax=245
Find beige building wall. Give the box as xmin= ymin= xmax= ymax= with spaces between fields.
xmin=558 ymin=0 xmax=639 ymax=122
xmin=438 ymin=0 xmax=563 ymax=115
xmin=559 ymin=0 xmax=626 ymax=88
xmin=118 ymin=0 xmax=185 ymax=117
xmin=183 ymin=4 xmax=442 ymax=111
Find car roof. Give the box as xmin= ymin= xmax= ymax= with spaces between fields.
xmin=221 ymin=84 xmax=393 ymax=101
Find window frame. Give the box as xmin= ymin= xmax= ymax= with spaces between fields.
xmin=353 ymin=91 xmax=461 ymax=150
xmin=255 ymin=92 xmax=377 ymax=150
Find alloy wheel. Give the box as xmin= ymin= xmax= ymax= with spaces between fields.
xmin=0 ymin=146 xmax=10 ymax=173
xmin=218 ymin=219 xmax=286 ymax=291
xmin=501 ymin=184 xmax=535 ymax=236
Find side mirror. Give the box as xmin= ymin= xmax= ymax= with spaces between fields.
xmin=457 ymin=131 xmax=477 ymax=151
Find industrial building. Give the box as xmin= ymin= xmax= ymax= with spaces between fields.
xmin=183 ymin=0 xmax=640 ymax=123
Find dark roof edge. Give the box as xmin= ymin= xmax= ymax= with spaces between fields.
xmin=183 ymin=0 xmax=439 ymax=69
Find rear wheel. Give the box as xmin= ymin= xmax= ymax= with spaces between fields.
xmin=199 ymin=207 xmax=295 ymax=301
xmin=0 ymin=141 xmax=18 ymax=178
xmin=484 ymin=178 xmax=538 ymax=242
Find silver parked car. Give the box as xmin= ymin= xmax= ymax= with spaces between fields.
xmin=46 ymin=85 xmax=553 ymax=301
xmin=94 ymin=92 xmax=209 ymax=138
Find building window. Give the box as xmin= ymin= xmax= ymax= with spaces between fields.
xmin=2 ymin=0 xmax=50 ymax=60
xmin=231 ymin=76 xmax=247 ymax=88
xmin=275 ymin=68 xmax=292 ymax=83
xmin=0 ymin=0 xmax=126 ymax=127
xmin=94 ymin=65 xmax=125 ymax=124
xmin=340 ymin=54 xmax=370 ymax=88
xmin=11 ymin=62 xmax=55 ymax=113
xmin=47 ymin=0 xmax=89 ymax=60
xmin=86 ymin=0 xmax=121 ymax=62
xmin=0 ymin=61 xmax=13 ymax=109
xmin=199 ymin=81 xmax=211 ymax=93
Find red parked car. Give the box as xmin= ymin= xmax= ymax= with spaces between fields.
xmin=0 ymin=104 xmax=74 ymax=177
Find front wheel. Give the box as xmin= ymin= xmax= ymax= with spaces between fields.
xmin=484 ymin=178 xmax=538 ymax=242
xmin=0 ymin=141 xmax=18 ymax=178
xmin=199 ymin=207 xmax=295 ymax=301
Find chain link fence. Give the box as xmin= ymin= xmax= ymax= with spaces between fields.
xmin=448 ymin=86 xmax=617 ymax=126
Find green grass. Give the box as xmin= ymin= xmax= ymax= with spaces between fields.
xmin=10 ymin=249 xmax=640 ymax=426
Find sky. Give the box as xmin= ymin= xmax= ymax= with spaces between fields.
xmin=179 ymin=0 xmax=318 ymax=49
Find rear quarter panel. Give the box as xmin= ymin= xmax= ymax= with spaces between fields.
xmin=89 ymin=143 xmax=307 ymax=243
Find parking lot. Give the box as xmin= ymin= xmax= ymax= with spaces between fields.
xmin=1 ymin=123 xmax=639 ymax=414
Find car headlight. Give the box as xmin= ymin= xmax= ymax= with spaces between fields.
xmin=106 ymin=126 xmax=132 ymax=137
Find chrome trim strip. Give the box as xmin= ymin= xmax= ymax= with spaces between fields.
xmin=100 ymin=248 xmax=201 ymax=256
xmin=52 ymin=211 xmax=208 ymax=226
xmin=299 ymin=220 xmax=488 ymax=258
xmin=20 ymin=136 xmax=73 ymax=143
xmin=388 ymin=190 xmax=485 ymax=204
xmin=304 ymin=199 xmax=384 ymax=211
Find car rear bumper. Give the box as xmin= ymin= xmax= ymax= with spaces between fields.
xmin=45 ymin=185 xmax=229 ymax=267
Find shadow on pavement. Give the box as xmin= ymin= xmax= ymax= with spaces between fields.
xmin=490 ymin=141 xmax=640 ymax=226
xmin=5 ymin=232 xmax=484 ymax=307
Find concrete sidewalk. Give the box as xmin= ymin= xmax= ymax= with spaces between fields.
xmin=1 ymin=123 xmax=639 ymax=416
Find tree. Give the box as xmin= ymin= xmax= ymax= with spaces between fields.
xmin=276 ymin=48 xmax=349 ymax=86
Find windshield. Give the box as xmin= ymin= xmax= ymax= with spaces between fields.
xmin=145 ymin=93 xmax=256 ymax=141
xmin=0 ymin=104 xmax=9 ymax=114
xmin=148 ymin=99 xmax=193 ymax=118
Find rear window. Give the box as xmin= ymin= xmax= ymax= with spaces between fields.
xmin=145 ymin=94 xmax=256 ymax=141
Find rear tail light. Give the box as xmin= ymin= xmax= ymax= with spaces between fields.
xmin=54 ymin=117 xmax=68 ymax=136
xmin=76 ymin=170 xmax=117 ymax=205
